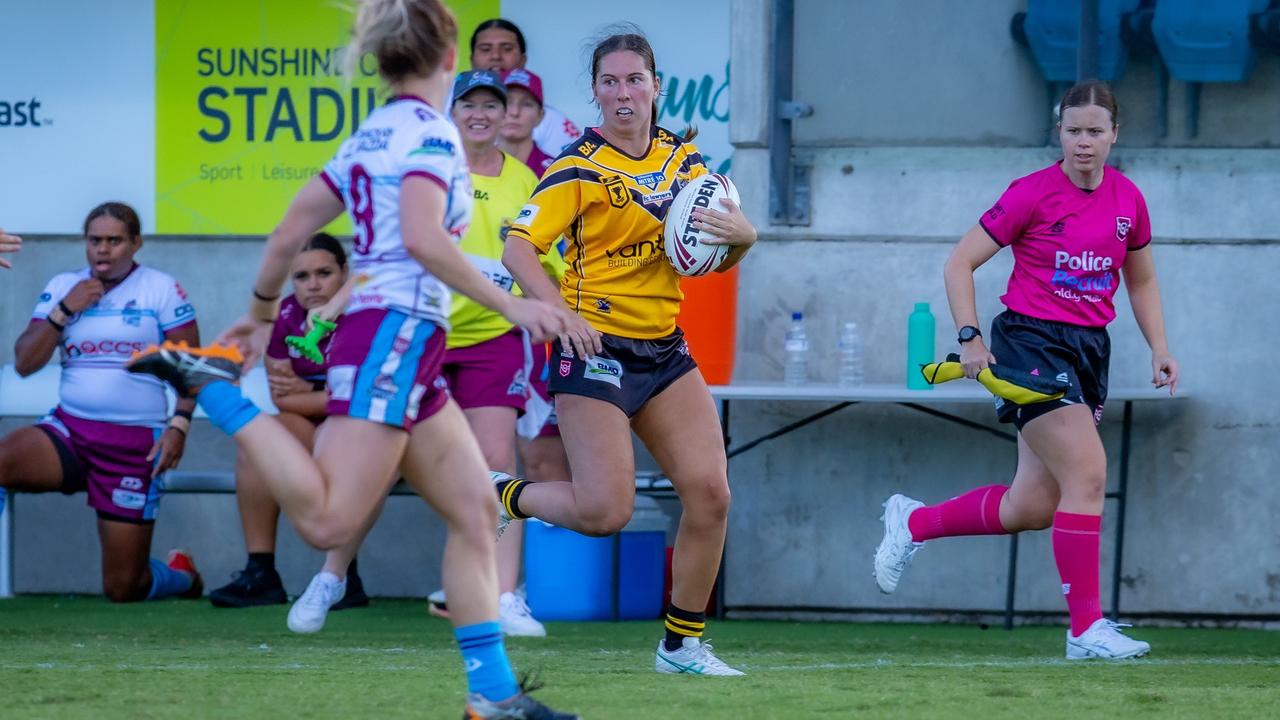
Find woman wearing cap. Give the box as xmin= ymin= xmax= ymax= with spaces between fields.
xmin=874 ymin=81 xmax=1178 ymax=661
xmin=470 ymin=18 xmax=581 ymax=156
xmin=498 ymin=68 xmax=555 ymax=178
xmin=500 ymin=28 xmax=758 ymax=676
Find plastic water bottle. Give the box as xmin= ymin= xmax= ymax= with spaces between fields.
xmin=906 ymin=302 xmax=935 ymax=390
xmin=783 ymin=311 xmax=809 ymax=385
xmin=837 ymin=322 xmax=864 ymax=387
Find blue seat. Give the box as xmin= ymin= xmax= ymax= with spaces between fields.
xmin=1153 ymin=0 xmax=1268 ymax=82
xmin=1024 ymin=0 xmax=1142 ymax=81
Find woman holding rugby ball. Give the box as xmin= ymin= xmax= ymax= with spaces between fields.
xmin=874 ymin=81 xmax=1178 ymax=661
xmin=501 ymin=26 xmax=757 ymax=676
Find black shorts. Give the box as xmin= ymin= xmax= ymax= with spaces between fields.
xmin=548 ymin=328 xmax=698 ymax=417
xmin=988 ymin=310 xmax=1111 ymax=430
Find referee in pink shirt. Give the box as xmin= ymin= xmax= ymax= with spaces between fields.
xmin=875 ymin=81 xmax=1179 ymax=660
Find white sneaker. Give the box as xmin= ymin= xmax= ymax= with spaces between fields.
xmin=1066 ymin=618 xmax=1151 ymax=660
xmin=655 ymin=637 xmax=745 ymax=676
xmin=490 ymin=471 xmax=515 ymax=539
xmin=874 ymin=493 xmax=924 ymax=594
xmin=426 ymin=588 xmax=450 ymax=618
xmin=287 ymin=571 xmax=346 ymax=634
xmin=499 ymin=591 xmax=547 ymax=637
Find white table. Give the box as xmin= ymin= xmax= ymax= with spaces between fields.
xmin=706 ymin=382 xmax=1185 ymax=627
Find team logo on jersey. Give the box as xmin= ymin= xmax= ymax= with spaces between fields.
xmin=559 ymin=359 xmax=572 ymax=377
xmin=1115 ymin=216 xmax=1132 ymax=242
xmin=122 ymin=300 xmax=142 ymax=327
xmin=603 ymin=175 xmax=630 ymax=208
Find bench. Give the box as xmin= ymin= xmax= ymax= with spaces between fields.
xmin=0 ymin=363 xmax=674 ymax=598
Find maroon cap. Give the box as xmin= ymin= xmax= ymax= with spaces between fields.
xmin=502 ymin=68 xmax=544 ymax=105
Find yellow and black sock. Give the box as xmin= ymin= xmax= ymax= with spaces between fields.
xmin=495 ymin=477 xmax=531 ymax=520
xmin=664 ymin=604 xmax=706 ymax=651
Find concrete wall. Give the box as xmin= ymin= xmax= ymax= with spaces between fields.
xmin=721 ymin=0 xmax=1280 ymax=620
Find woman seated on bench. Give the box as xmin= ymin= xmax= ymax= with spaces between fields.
xmin=207 ymin=233 xmax=370 ymax=610
xmin=0 ymin=202 xmax=203 ymax=602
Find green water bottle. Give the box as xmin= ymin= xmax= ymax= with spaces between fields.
xmin=906 ymin=302 xmax=934 ymax=390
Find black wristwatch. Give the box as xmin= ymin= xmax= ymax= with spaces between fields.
xmin=957 ymin=325 xmax=982 ymax=344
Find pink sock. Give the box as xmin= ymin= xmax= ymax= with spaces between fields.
xmin=907 ymin=485 xmax=1009 ymax=542
xmin=1052 ymin=511 xmax=1104 ymax=636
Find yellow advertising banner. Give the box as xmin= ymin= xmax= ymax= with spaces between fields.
xmin=155 ymin=0 xmax=498 ymax=235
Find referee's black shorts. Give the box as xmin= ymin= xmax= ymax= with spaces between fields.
xmin=988 ymin=310 xmax=1111 ymax=430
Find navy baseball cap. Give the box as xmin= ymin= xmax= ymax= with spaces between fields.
xmin=453 ymin=70 xmax=508 ymax=105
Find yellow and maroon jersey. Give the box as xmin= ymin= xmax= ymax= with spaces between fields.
xmin=506 ymin=125 xmax=708 ymax=339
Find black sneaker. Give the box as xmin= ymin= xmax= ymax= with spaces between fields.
xmin=209 ymin=567 xmax=288 ymax=608
xmin=331 ymin=567 xmax=369 ymax=611
xmin=126 ymin=341 xmax=243 ymax=396
xmin=463 ymin=692 xmax=579 ymax=720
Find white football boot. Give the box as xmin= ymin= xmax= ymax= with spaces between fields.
xmin=1066 ymin=618 xmax=1151 ymax=660
xmin=655 ymin=637 xmax=745 ymax=676
xmin=287 ymin=571 xmax=346 ymax=634
xmin=499 ymin=591 xmax=547 ymax=637
xmin=490 ymin=471 xmax=516 ymax=539
xmin=874 ymin=493 xmax=925 ymax=594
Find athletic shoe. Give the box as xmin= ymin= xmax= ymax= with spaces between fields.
xmin=209 ymin=566 xmax=288 ymax=608
xmin=427 ymin=589 xmax=451 ymax=619
xmin=463 ymin=692 xmax=579 ymax=719
xmin=499 ymin=592 xmax=547 ymax=637
xmin=287 ymin=571 xmax=346 ymax=634
xmin=126 ymin=341 xmax=243 ymax=396
xmin=490 ymin=471 xmax=516 ymax=539
xmin=874 ymin=493 xmax=925 ymax=594
xmin=654 ymin=637 xmax=745 ymax=676
xmin=331 ymin=566 xmax=369 ymax=611
xmin=165 ymin=549 xmax=204 ymax=599
xmin=1066 ymin=618 xmax=1151 ymax=660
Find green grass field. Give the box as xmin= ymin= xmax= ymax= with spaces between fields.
xmin=2 ymin=596 xmax=1278 ymax=719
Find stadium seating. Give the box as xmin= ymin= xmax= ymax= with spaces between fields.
xmin=1152 ymin=0 xmax=1270 ymax=82
xmin=1019 ymin=0 xmax=1143 ymax=81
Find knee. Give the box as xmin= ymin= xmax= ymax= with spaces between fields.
xmin=1064 ymin=469 xmax=1107 ymax=506
xmin=679 ymin=473 xmax=731 ymax=524
xmin=302 ymin=517 xmax=358 ymax=552
xmin=102 ymin=573 xmax=146 ymax=603
xmin=578 ymin=505 xmax=633 ymax=537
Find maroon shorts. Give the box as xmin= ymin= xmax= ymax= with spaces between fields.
xmin=441 ymin=329 xmax=528 ymax=413
xmin=37 ymin=407 xmax=163 ymax=522
xmin=324 ymin=308 xmax=449 ymax=430
xmin=527 ymin=342 xmax=560 ymax=438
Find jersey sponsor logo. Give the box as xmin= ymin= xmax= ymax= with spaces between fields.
xmin=111 ymin=488 xmax=147 ymax=510
xmin=120 ymin=477 xmax=144 ymax=491
xmin=577 ymin=140 xmax=598 ymax=156
xmin=635 ymin=171 xmax=665 ymax=190
xmin=1051 ymin=249 xmax=1114 ymax=298
xmin=656 ymin=128 xmax=676 ymax=146
xmin=39 ymin=292 xmax=52 ymax=302
xmin=515 ymin=203 xmax=540 ymax=226
xmin=410 ymin=136 xmax=455 ymax=157
xmin=345 ymin=127 xmax=392 ymax=156
xmin=1115 ymin=216 xmax=1132 ymax=241
xmin=174 ymin=303 xmax=195 ymax=319
xmin=641 ymin=190 xmax=673 ymax=205
xmin=583 ymin=357 xmax=623 ymax=388
xmin=605 ymin=239 xmax=664 ymax=268
xmin=474 ymin=189 xmax=490 ymax=201
xmin=64 ymin=339 xmax=149 ymax=357
xmin=985 ymin=203 xmax=1006 ymax=221
xmin=603 ymin=175 xmax=630 ymax=208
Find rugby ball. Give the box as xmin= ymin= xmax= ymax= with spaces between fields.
xmin=664 ymin=173 xmax=741 ymax=277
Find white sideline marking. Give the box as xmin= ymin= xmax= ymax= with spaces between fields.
xmin=5 ymin=657 xmax=1277 ymax=673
